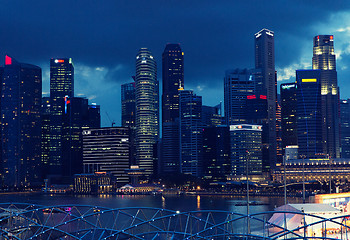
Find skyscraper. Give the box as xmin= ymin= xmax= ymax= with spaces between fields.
xmin=255 ymin=28 xmax=277 ymax=171
xmin=83 ymin=127 xmax=130 ymax=186
xmin=179 ymin=90 xmax=203 ymax=177
xmin=230 ymin=124 xmax=262 ymax=177
xmin=121 ymin=81 xmax=136 ymax=165
xmin=203 ymin=126 xmax=230 ymax=183
xmin=162 ymin=43 xmax=184 ymax=123
xmin=135 ymin=48 xmax=159 ymax=177
xmin=280 ymin=83 xmax=298 ymax=155
xmin=312 ymin=35 xmax=340 ymax=158
xmin=1 ymin=56 xmax=42 ymax=188
xmin=340 ymin=99 xmax=350 ymax=158
xmin=224 ymin=68 xmax=255 ymax=124
xmin=296 ymin=70 xmax=323 ymax=158
xmin=121 ymin=82 xmax=136 ymax=128
xmin=49 ymin=58 xmax=74 ymax=177
xmin=161 ymin=44 xmax=184 ymax=175
xmin=41 ymin=97 xmax=51 ymax=178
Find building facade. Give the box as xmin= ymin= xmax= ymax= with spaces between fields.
xmin=229 ymin=124 xmax=262 ymax=177
xmin=312 ymin=35 xmax=340 ymax=158
xmin=296 ymin=70 xmax=323 ymax=158
xmin=254 ymin=28 xmax=277 ymax=171
xmin=179 ymin=90 xmax=203 ymax=177
xmin=280 ymin=83 xmax=298 ymax=155
xmin=1 ymin=56 xmax=42 ymax=188
xmin=340 ymin=99 xmax=350 ymax=158
xmin=224 ymin=68 xmax=255 ymax=125
xmin=203 ymin=126 xmax=231 ymax=183
xmin=135 ymin=48 xmax=159 ymax=177
xmin=161 ymin=44 xmax=184 ymax=175
xmin=83 ymin=127 xmax=130 ymax=186
xmin=49 ymin=58 xmax=74 ymax=177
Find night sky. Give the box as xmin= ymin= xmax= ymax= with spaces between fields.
xmin=1 ymin=1 xmax=350 ymax=126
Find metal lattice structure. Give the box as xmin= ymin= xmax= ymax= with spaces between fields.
xmin=1 ymin=203 xmax=350 ymax=239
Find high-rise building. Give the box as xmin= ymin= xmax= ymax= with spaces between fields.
xmin=280 ymin=83 xmax=298 ymax=155
xmin=41 ymin=97 xmax=51 ymax=178
xmin=296 ymin=70 xmax=323 ymax=158
xmin=49 ymin=58 xmax=74 ymax=177
xmin=62 ymin=97 xmax=90 ymax=178
xmin=203 ymin=126 xmax=231 ymax=183
xmin=161 ymin=44 xmax=184 ymax=175
xmin=202 ymin=103 xmax=223 ymax=127
xmin=83 ymin=127 xmax=130 ymax=187
xmin=229 ymin=124 xmax=262 ymax=176
xmin=179 ymin=90 xmax=203 ymax=177
xmin=340 ymin=99 xmax=350 ymax=158
xmin=135 ymin=48 xmax=159 ymax=177
xmin=88 ymin=104 xmax=101 ymax=129
xmin=121 ymin=81 xmax=136 ymax=165
xmin=245 ymin=95 xmax=269 ymax=173
xmin=162 ymin=43 xmax=184 ymax=123
xmin=121 ymin=82 xmax=136 ymax=128
xmin=312 ymin=35 xmax=340 ymax=158
xmin=224 ymin=68 xmax=255 ymax=124
xmin=1 ymin=56 xmax=42 ymax=188
xmin=255 ymin=28 xmax=277 ymax=171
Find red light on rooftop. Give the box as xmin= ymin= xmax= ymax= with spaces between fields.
xmin=317 ymin=36 xmax=320 ymax=40
xmin=57 ymin=60 xmax=64 ymax=63
xmin=5 ymin=55 xmax=12 ymax=65
xmin=260 ymin=95 xmax=267 ymax=99
xmin=247 ymin=95 xmax=256 ymax=99
xmin=330 ymin=35 xmax=334 ymax=40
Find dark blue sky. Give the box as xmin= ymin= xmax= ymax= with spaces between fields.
xmin=1 ymin=1 xmax=350 ymax=126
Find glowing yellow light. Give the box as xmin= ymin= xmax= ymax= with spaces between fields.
xmin=302 ymin=79 xmax=317 ymax=83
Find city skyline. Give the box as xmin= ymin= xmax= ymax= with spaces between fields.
xmin=2 ymin=1 xmax=350 ymax=126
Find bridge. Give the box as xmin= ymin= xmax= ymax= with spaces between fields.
xmin=0 ymin=203 xmax=350 ymax=239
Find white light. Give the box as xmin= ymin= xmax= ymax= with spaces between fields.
xmin=55 ymin=59 xmax=58 ymax=63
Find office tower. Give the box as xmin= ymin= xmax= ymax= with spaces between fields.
xmin=83 ymin=127 xmax=130 ymax=187
xmin=121 ymin=82 xmax=136 ymax=128
xmin=179 ymin=90 xmax=203 ymax=177
xmin=229 ymin=124 xmax=262 ymax=176
xmin=41 ymin=97 xmax=51 ymax=178
xmin=162 ymin=43 xmax=184 ymax=123
xmin=312 ymin=35 xmax=340 ymax=158
xmin=62 ymin=97 xmax=90 ymax=178
xmin=121 ymin=81 xmax=136 ymax=165
xmin=224 ymin=68 xmax=255 ymax=124
xmin=135 ymin=48 xmax=159 ymax=177
xmin=245 ymin=95 xmax=269 ymax=173
xmin=203 ymin=126 xmax=230 ymax=183
xmin=340 ymin=100 xmax=350 ymax=158
xmin=49 ymin=58 xmax=74 ymax=177
xmin=161 ymin=44 xmax=184 ymax=175
xmin=1 ymin=56 xmax=42 ymax=188
xmin=280 ymin=83 xmax=298 ymax=155
xmin=88 ymin=104 xmax=101 ymax=128
xmin=255 ymin=28 xmax=277 ymax=171
xmin=296 ymin=70 xmax=323 ymax=158
xmin=202 ymin=103 xmax=223 ymax=127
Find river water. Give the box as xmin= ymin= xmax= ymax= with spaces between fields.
xmin=0 ymin=193 xmax=304 ymax=213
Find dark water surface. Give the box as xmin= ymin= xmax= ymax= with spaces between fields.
xmin=0 ymin=193 xmax=304 ymax=213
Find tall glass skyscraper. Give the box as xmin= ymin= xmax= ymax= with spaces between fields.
xmin=224 ymin=68 xmax=255 ymax=124
xmin=161 ymin=44 xmax=184 ymax=174
xmin=179 ymin=90 xmax=203 ymax=177
xmin=255 ymin=28 xmax=277 ymax=171
xmin=312 ymin=35 xmax=340 ymax=158
xmin=296 ymin=70 xmax=323 ymax=158
xmin=280 ymin=83 xmax=298 ymax=154
xmin=49 ymin=58 xmax=74 ymax=177
xmin=135 ymin=48 xmax=159 ymax=177
xmin=1 ymin=56 xmax=42 ymax=188
xmin=121 ymin=82 xmax=136 ymax=128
